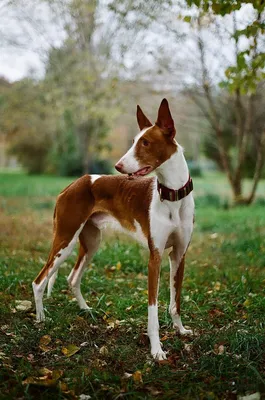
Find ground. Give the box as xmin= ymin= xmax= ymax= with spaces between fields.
xmin=0 ymin=171 xmax=265 ymax=400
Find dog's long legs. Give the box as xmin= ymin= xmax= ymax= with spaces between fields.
xmin=32 ymin=223 xmax=85 ymax=322
xmin=67 ymin=220 xmax=101 ymax=310
xmin=147 ymin=248 xmax=166 ymax=360
xmin=169 ymin=248 xmax=192 ymax=335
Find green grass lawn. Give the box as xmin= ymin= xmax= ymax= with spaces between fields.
xmin=1 ymin=171 xmax=265 ymax=399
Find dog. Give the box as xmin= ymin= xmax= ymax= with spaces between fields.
xmin=32 ymin=98 xmax=194 ymax=360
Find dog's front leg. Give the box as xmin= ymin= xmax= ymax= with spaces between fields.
xmin=147 ymin=249 xmax=166 ymax=361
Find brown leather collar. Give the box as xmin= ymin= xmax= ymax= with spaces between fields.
xmin=157 ymin=176 xmax=193 ymax=202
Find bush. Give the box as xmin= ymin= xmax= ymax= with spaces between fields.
xmin=187 ymin=161 xmax=203 ymax=177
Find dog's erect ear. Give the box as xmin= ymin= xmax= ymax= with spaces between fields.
xmin=156 ymin=98 xmax=176 ymax=140
xmin=137 ymin=105 xmax=152 ymax=131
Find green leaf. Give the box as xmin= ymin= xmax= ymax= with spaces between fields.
xmin=183 ymin=15 xmax=192 ymax=23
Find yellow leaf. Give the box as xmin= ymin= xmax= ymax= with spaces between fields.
xmin=126 ymin=305 xmax=133 ymax=312
xmin=38 ymin=367 xmax=52 ymax=377
xmin=39 ymin=335 xmax=52 ymax=352
xmin=243 ymin=298 xmax=251 ymax=308
xmin=116 ymin=261 xmax=122 ymax=270
xmin=61 ymin=344 xmax=80 ymax=357
xmin=23 ymin=376 xmax=57 ymax=387
xmin=213 ymin=281 xmax=221 ymax=291
xmin=133 ymin=370 xmax=143 ymax=384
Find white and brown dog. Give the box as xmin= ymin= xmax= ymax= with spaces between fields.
xmin=32 ymin=99 xmax=194 ymax=360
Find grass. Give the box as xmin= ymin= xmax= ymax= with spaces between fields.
xmin=1 ymin=171 xmax=265 ymax=399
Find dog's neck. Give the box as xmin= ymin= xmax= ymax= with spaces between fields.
xmin=155 ymin=143 xmax=189 ymax=190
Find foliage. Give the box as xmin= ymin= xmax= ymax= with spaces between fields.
xmin=203 ymin=85 xmax=265 ymax=178
xmin=184 ymin=0 xmax=265 ymax=93
xmin=1 ymin=172 xmax=265 ymax=398
xmin=0 ymin=78 xmax=54 ymax=174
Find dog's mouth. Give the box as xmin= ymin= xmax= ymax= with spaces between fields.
xmin=129 ymin=166 xmax=153 ymax=177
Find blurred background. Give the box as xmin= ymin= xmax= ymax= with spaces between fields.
xmin=0 ymin=0 xmax=264 ymax=205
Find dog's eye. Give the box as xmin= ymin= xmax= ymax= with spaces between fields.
xmin=142 ymin=139 xmax=149 ymax=147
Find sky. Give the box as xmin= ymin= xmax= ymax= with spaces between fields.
xmin=0 ymin=0 xmax=66 ymax=82
xmin=0 ymin=1 xmax=256 ymax=83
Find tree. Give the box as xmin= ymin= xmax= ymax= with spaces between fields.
xmin=43 ymin=0 xmax=117 ymax=174
xmin=183 ymin=1 xmax=265 ymax=204
xmin=0 ymin=78 xmax=54 ymax=173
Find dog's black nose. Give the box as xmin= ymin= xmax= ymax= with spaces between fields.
xmin=115 ymin=162 xmax=124 ymax=173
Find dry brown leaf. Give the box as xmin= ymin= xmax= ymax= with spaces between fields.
xmin=23 ymin=376 xmax=57 ymax=387
xmin=214 ymin=344 xmax=225 ymax=355
xmin=39 ymin=335 xmax=52 ymax=352
xmin=99 ymin=346 xmax=109 ymax=356
xmin=61 ymin=344 xmax=80 ymax=357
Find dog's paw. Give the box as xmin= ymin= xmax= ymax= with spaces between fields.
xmin=36 ymin=311 xmax=45 ymax=323
xmin=151 ymin=349 xmax=167 ymax=361
xmin=174 ymin=324 xmax=193 ymax=336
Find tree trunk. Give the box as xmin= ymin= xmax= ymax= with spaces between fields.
xmin=246 ymin=130 xmax=265 ymax=205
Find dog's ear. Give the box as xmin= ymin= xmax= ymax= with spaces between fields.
xmin=137 ymin=105 xmax=152 ymax=131
xmin=156 ymin=98 xmax=176 ymax=140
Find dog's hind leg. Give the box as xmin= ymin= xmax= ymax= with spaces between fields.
xmin=32 ymin=222 xmax=85 ymax=322
xmin=169 ymin=249 xmax=192 ymax=335
xmin=47 ymin=270 xmax=58 ymax=298
xmin=67 ymin=219 xmax=101 ymax=310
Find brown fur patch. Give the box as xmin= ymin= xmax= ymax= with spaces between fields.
xmin=134 ymin=125 xmax=177 ymax=170
xmin=147 ymin=247 xmax=161 ymax=305
xmin=91 ymin=175 xmax=154 ymax=238
xmin=174 ymin=256 xmax=185 ymax=314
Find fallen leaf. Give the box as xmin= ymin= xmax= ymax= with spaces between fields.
xmin=184 ymin=343 xmax=192 ymax=352
xmin=99 ymin=346 xmax=108 ymax=356
xmin=214 ymin=344 xmax=225 ymax=355
xmin=146 ymin=386 xmax=162 ymax=396
xmin=243 ymin=298 xmax=251 ymax=308
xmin=23 ymin=376 xmax=56 ymax=387
xmin=61 ymin=344 xmax=80 ymax=357
xmin=126 ymin=305 xmax=133 ymax=312
xmin=213 ymin=281 xmax=221 ymax=291
xmin=39 ymin=335 xmax=52 ymax=352
xmin=123 ymin=372 xmax=132 ymax=379
xmin=38 ymin=367 xmax=52 ymax=377
xmin=15 ymin=300 xmax=32 ymax=311
xmin=116 ymin=261 xmax=122 ymax=270
xmin=79 ymin=395 xmax=91 ymax=400
xmin=133 ymin=370 xmax=143 ymax=384
xmin=210 ymin=233 xmax=218 ymax=239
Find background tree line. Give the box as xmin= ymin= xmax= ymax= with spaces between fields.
xmin=0 ymin=0 xmax=264 ymax=204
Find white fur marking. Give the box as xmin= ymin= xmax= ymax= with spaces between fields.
xmin=148 ymin=304 xmax=167 ymax=360
xmin=68 ymin=255 xmax=91 ymax=310
xmin=47 ymin=270 xmax=58 ymax=297
xmin=117 ymin=127 xmax=151 ymax=174
xmin=91 ymin=175 xmax=101 ymax=184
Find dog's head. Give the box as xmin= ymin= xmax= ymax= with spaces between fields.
xmin=115 ymin=99 xmax=177 ymax=176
